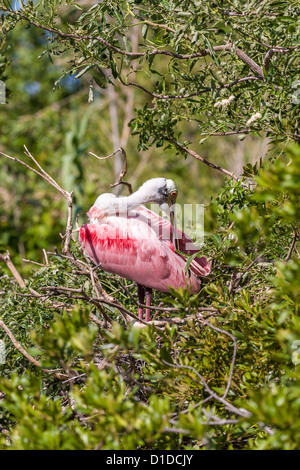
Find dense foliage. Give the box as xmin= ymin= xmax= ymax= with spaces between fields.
xmin=0 ymin=0 xmax=299 ymax=450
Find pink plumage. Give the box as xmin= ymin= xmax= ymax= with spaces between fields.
xmin=79 ymin=178 xmax=211 ymax=322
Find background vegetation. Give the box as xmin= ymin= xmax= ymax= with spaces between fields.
xmin=0 ymin=0 xmax=299 ymax=450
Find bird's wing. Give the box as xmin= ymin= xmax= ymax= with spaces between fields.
xmin=79 ymin=217 xmax=200 ymax=293
xmin=137 ymin=206 xmax=211 ymax=277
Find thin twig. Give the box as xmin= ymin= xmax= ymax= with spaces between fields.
xmin=23 ymin=259 xmax=48 ymax=267
xmin=162 ymin=358 xmax=250 ymax=419
xmin=263 ymin=49 xmax=275 ymax=75
xmin=47 ymin=250 xmax=141 ymax=325
xmin=0 ymin=251 xmax=26 ymax=288
xmin=166 ymin=133 xmax=239 ymax=181
xmin=202 ymin=319 xmax=237 ymax=400
xmin=89 ymin=147 xmax=132 ymax=194
xmin=119 ymin=75 xmax=261 ymax=100
xmin=0 ymin=319 xmax=41 ymax=367
xmin=0 ymin=146 xmax=74 ymax=254
xmin=0 ymin=318 xmax=69 ymax=379
xmin=285 ymin=231 xmax=299 ymax=262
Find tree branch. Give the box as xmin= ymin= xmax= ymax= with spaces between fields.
xmin=166 ymin=134 xmax=240 ymax=181
xmin=0 ymin=146 xmax=74 ymax=254
xmin=0 ymin=251 xmax=26 ymax=288
xmin=0 ymin=319 xmax=41 ymax=367
xmin=162 ymin=358 xmax=250 ymax=419
xmin=3 ymin=6 xmax=283 ymax=76
xmin=263 ymin=49 xmax=276 ymax=74
xmin=0 ymin=319 xmax=71 ymax=380
xmin=89 ymin=147 xmax=132 ymax=194
xmin=284 ymin=230 xmax=299 ymax=262
xmin=120 ymin=74 xmax=261 ymax=100
xmin=235 ymin=47 xmax=264 ymax=79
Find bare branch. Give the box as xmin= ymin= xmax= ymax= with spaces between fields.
xmin=285 ymin=230 xmax=299 ymax=262
xmin=89 ymin=147 xmax=132 ymax=194
xmin=46 ymin=250 xmax=138 ymax=324
xmin=0 ymin=146 xmax=74 ymax=254
xmin=142 ymin=19 xmax=176 ymax=34
xmin=263 ymin=49 xmax=276 ymax=74
xmin=166 ymin=134 xmax=240 ymax=181
xmin=0 ymin=319 xmax=71 ymax=380
xmin=202 ymin=319 xmax=237 ymax=400
xmin=235 ymin=47 xmax=264 ymax=79
xmin=119 ymin=75 xmax=261 ymax=100
xmin=206 ymin=129 xmax=250 ymax=137
xmin=0 ymin=319 xmax=41 ymax=367
xmin=162 ymin=357 xmax=250 ymax=419
xmin=0 ymin=251 xmax=26 ymax=288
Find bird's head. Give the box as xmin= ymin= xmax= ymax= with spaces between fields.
xmin=138 ymin=178 xmax=178 ymax=206
xmin=138 ymin=178 xmax=179 ymax=249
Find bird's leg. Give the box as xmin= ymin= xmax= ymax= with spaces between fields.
xmin=137 ymin=284 xmax=145 ymax=320
xmin=145 ymin=287 xmax=152 ymax=322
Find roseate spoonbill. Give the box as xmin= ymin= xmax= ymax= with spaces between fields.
xmin=79 ymin=178 xmax=210 ymax=323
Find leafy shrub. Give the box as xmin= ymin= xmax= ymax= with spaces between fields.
xmin=0 ymin=143 xmax=299 ymax=450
